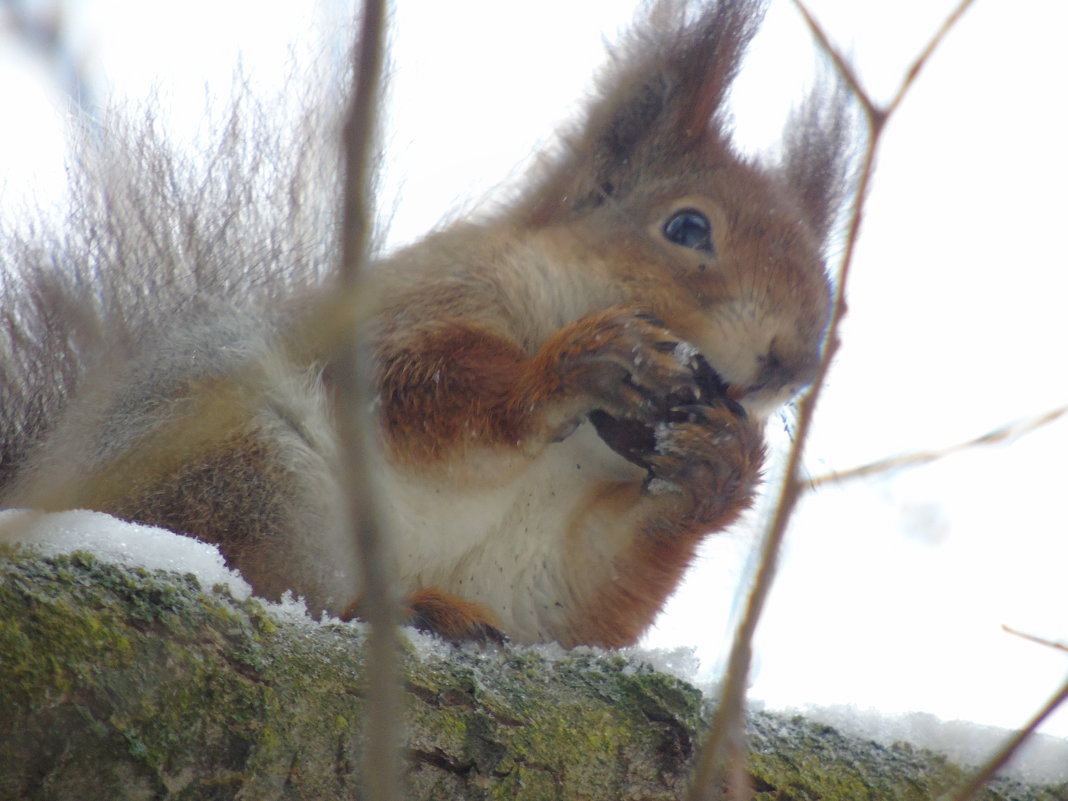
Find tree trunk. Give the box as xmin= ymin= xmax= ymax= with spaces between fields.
xmin=1 ymin=547 xmax=1064 ymax=801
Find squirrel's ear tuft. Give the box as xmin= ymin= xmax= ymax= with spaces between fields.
xmin=780 ymin=74 xmax=862 ymax=248
xmin=520 ymin=0 xmax=768 ymax=224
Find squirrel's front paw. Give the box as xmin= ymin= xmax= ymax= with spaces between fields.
xmin=543 ymin=308 xmax=709 ymax=420
xmin=644 ymin=404 xmax=764 ymax=519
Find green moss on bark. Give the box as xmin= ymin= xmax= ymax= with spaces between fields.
xmin=2 ymin=546 xmax=1065 ymax=801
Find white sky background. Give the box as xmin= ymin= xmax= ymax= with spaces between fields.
xmin=2 ymin=0 xmax=1066 ymax=747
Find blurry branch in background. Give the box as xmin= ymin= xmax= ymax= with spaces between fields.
xmin=1003 ymin=626 xmax=1068 ymax=655
xmin=687 ymin=1 xmax=980 ymax=799
xmin=332 ymin=3 xmax=403 ymax=801
xmin=806 ymin=404 xmax=1068 ymax=489
xmin=0 ymin=0 xmax=96 ymax=115
xmin=944 ymin=628 xmax=1068 ymax=800
xmin=946 ymin=676 xmax=1068 ymax=801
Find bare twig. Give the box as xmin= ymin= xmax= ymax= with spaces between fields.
xmin=790 ymin=1 xmax=880 ymax=125
xmin=807 ymin=405 xmax=1068 ymax=489
xmin=885 ymin=0 xmax=978 ymax=119
xmin=332 ymin=2 xmax=402 ymax=800
xmin=686 ymin=3 xmax=977 ymax=798
xmin=1003 ymin=625 xmax=1068 ymax=655
xmin=943 ymin=675 xmax=1068 ymax=801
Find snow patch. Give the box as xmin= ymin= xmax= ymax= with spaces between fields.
xmin=780 ymin=703 xmax=1068 ymax=784
xmin=621 ymin=645 xmax=703 ymax=683
xmin=0 ymin=508 xmax=360 ymax=633
xmin=672 ymin=340 xmax=700 ymax=365
xmin=0 ymin=507 xmax=251 ymax=599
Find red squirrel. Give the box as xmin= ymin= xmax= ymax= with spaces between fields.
xmin=0 ymin=1 xmax=855 ymax=647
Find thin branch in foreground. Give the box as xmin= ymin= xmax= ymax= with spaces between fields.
xmin=685 ymin=3 xmax=977 ymax=799
xmin=791 ymin=1 xmax=880 ymax=125
xmin=806 ymin=404 xmax=1068 ymax=489
xmin=331 ymin=2 xmax=402 ymax=801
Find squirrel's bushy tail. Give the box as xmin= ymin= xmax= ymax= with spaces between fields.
xmin=0 ymin=87 xmax=349 ymax=490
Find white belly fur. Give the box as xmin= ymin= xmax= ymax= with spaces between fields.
xmin=372 ymin=421 xmax=644 ymax=641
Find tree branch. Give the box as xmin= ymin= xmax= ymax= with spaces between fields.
xmin=687 ymin=3 xmax=979 ymax=798
xmin=332 ymin=3 xmax=401 ymax=800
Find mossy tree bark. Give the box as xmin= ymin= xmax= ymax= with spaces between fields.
xmin=2 ymin=547 xmax=1065 ymax=801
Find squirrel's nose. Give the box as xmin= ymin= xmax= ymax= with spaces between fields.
xmin=738 ymin=340 xmax=822 ymax=418
xmin=752 ymin=340 xmax=821 ymax=395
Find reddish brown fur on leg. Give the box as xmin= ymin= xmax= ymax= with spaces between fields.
xmin=406 ymin=589 xmax=507 ymax=644
xmin=376 ymin=324 xmax=534 ymax=465
xmin=343 ymin=588 xmax=506 ymax=644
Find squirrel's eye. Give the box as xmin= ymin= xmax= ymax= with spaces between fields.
xmin=663 ymin=209 xmax=714 ymax=253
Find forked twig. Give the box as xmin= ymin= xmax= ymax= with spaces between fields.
xmin=686 ymin=2 xmax=977 ymax=798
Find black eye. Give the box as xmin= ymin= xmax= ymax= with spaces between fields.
xmin=663 ymin=209 xmax=714 ymax=253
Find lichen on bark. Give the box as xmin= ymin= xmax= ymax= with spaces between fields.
xmin=2 ymin=547 xmax=1065 ymax=800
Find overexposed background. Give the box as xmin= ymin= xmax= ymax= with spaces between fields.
xmin=2 ymin=0 xmax=1066 ymax=753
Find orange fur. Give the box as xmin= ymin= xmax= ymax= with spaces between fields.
xmin=376 ymin=323 xmax=533 ymax=465
xmin=405 ymin=589 xmax=506 ymax=644
xmin=344 ymin=589 xmax=505 ymax=644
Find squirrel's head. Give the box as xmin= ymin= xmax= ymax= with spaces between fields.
xmin=516 ymin=0 xmax=857 ymax=419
